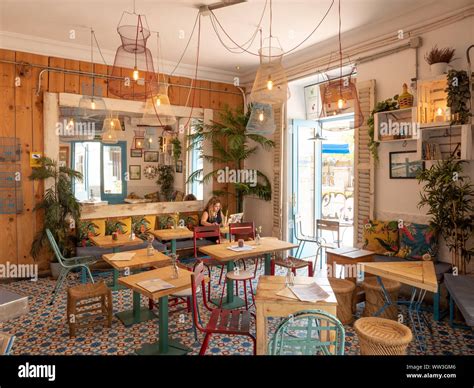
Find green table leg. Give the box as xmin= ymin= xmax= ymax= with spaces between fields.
xmin=170 ymin=239 xmax=176 ymax=254
xmin=136 ymin=296 xmax=191 ymax=355
xmin=264 ymin=253 xmax=272 ymax=275
xmin=116 ymin=290 xmax=157 ymax=327
xmin=210 ymin=261 xmax=245 ymax=309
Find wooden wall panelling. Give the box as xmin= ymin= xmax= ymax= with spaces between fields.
xmin=168 ymin=76 xmax=180 ymax=105
xmin=178 ymin=77 xmax=193 ymax=107
xmin=0 ymin=49 xmax=18 ymax=265
xmin=47 ymin=57 xmax=65 ymax=93
xmin=197 ymin=80 xmax=210 ymax=108
xmin=63 ymin=59 xmax=80 ymax=94
xmin=79 ymin=60 xmax=93 ymax=95
xmin=94 ymin=64 xmax=108 ymax=97
xmin=210 ymin=81 xmax=222 ymax=111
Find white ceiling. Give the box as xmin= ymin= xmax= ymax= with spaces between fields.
xmin=0 ymin=0 xmax=472 ymax=82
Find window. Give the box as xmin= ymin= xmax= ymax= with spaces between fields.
xmin=187 ymin=121 xmax=203 ymax=200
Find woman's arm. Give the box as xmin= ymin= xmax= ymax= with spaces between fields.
xmin=200 ymin=211 xmax=215 ymax=226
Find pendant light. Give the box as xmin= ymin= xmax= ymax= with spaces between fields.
xmin=308 ymin=124 xmax=327 ymax=141
xmin=246 ymin=102 xmax=275 ymax=134
xmin=140 ymin=84 xmax=176 ymax=127
xmin=132 ymin=129 xmax=145 ymax=149
xmin=144 ymin=127 xmax=159 ymax=150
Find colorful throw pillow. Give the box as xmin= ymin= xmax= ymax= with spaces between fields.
xmin=157 ymin=214 xmax=175 ymax=230
xmin=132 ymin=215 xmax=156 ymax=239
xmin=77 ymin=219 xmax=106 ymax=247
xmin=362 ymin=219 xmax=399 ymax=255
xmin=106 ymin=217 xmax=132 ymax=235
xmin=183 ymin=214 xmax=199 ymax=231
xmin=396 ymin=222 xmax=438 ymax=260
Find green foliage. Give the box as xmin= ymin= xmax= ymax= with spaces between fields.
xmin=367 ymin=95 xmax=399 ymax=162
xmin=170 ymin=137 xmax=182 ymax=162
xmin=424 ymin=46 xmax=456 ymax=65
xmin=186 ymin=105 xmax=275 ymax=212
xmin=446 ymin=70 xmax=471 ymax=125
xmin=417 ymin=158 xmax=474 ymax=272
xmin=157 ymin=165 xmax=175 ymax=201
xmin=29 ymin=157 xmax=83 ymax=260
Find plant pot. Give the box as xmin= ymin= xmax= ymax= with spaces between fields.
xmin=430 ymin=62 xmax=448 ymax=76
xmin=50 ymin=262 xmax=61 ymax=280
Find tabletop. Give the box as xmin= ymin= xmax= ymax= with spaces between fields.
xmin=361 ymin=260 xmax=438 ymax=292
xmin=89 ymin=234 xmax=143 ymax=249
xmin=102 ymin=248 xmax=171 ymax=270
xmin=198 ymin=238 xmax=298 ymax=262
xmin=151 ymin=228 xmax=194 ymax=241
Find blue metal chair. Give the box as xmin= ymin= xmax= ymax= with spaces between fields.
xmin=292 ymin=214 xmax=321 ymax=259
xmin=0 ymin=333 xmax=15 ymax=355
xmin=46 ymin=229 xmax=96 ymax=305
xmin=269 ymin=309 xmax=345 ymax=355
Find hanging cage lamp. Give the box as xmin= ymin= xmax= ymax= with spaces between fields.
xmin=144 ymin=127 xmax=159 ymax=150
xmin=139 ymin=84 xmax=177 ymax=127
xmin=101 ymin=112 xmax=121 ymax=144
xmin=132 ymin=129 xmax=145 ymax=149
xmin=108 ymin=11 xmax=159 ymax=100
xmin=246 ymin=103 xmax=276 ymax=134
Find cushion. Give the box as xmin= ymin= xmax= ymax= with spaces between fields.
xmin=362 ymin=219 xmax=399 ymax=255
xmin=444 ymin=274 xmax=474 ymax=326
xmin=77 ymin=219 xmax=106 ymax=247
xmin=396 ymin=222 xmax=437 ymax=260
xmin=132 ymin=215 xmax=156 ymax=239
xmin=157 ymin=212 xmax=200 ymax=230
xmin=106 ymin=217 xmax=132 ymax=235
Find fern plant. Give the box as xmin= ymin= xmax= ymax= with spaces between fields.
xmin=187 ymin=105 xmax=275 ymax=212
xmin=29 ymin=157 xmax=83 ymax=260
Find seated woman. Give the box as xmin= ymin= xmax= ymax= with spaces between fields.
xmin=200 ymin=196 xmax=222 ymax=242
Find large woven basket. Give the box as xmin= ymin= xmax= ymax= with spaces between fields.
xmin=354 ymin=317 xmax=412 ymax=355
xmin=362 ymin=277 xmax=401 ymax=320
xmin=329 ymin=277 xmax=356 ymax=324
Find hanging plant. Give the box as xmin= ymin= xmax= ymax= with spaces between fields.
xmin=157 ymin=165 xmax=175 ymax=201
xmin=170 ymin=137 xmax=182 ymax=162
xmin=446 ymin=70 xmax=471 ymax=125
xmin=367 ymin=95 xmax=399 ymax=162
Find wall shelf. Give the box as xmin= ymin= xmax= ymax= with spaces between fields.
xmin=374 ymin=107 xmax=417 ymax=142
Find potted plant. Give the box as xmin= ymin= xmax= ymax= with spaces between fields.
xmin=446 ymin=69 xmax=471 ymax=125
xmin=29 ymin=157 xmax=83 ymax=279
xmin=424 ymin=46 xmax=456 ymax=76
xmin=157 ymin=165 xmax=175 ymax=201
xmin=187 ymin=105 xmax=274 ymax=212
xmin=417 ymin=157 xmax=474 ymax=274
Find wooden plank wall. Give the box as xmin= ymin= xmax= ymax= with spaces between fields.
xmin=0 ymin=48 xmax=243 ymax=267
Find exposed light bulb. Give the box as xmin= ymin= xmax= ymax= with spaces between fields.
xmin=91 ymin=100 xmax=96 ymax=110
xmin=133 ymin=67 xmax=139 ymax=81
xmin=337 ymin=98 xmax=344 ymax=110
xmin=437 ymin=107 xmax=443 ymax=115
xmin=267 ymin=77 xmax=273 ymax=91
xmin=156 ymin=97 xmax=161 ymax=107
xmin=148 ymin=138 xmax=153 ymax=143
xmin=110 ymin=120 xmax=115 ymax=128
xmin=137 ymin=140 xmax=142 ymax=147
xmin=258 ymin=112 xmax=264 ymax=122
xmin=68 ymin=118 xmax=74 ymax=127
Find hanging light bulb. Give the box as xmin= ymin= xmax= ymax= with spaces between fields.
xmin=101 ymin=113 xmax=122 ymax=144
xmin=337 ymin=98 xmax=345 ymax=110
xmin=132 ymin=66 xmax=140 ymax=81
xmin=144 ymin=127 xmax=158 ymax=150
xmin=266 ymin=76 xmax=273 ymax=91
xmin=258 ymin=111 xmax=265 ymax=121
xmin=246 ymin=103 xmax=275 ymax=134
xmin=140 ymin=84 xmax=176 ymax=126
xmin=156 ymin=96 xmax=161 ymax=107
xmin=90 ymin=99 xmax=96 ymax=110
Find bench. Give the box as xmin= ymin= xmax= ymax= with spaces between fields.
xmin=444 ymin=274 xmax=474 ymax=328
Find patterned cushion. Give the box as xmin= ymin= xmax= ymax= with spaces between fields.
xmin=396 ymin=222 xmax=438 ymax=260
xmin=157 ymin=213 xmax=200 ymax=230
xmin=106 ymin=217 xmax=132 ymax=235
xmin=362 ymin=219 xmax=399 ymax=255
xmin=132 ymin=215 xmax=156 ymax=239
xmin=77 ymin=219 xmax=106 ymax=247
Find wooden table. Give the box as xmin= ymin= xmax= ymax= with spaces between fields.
xmin=118 ymin=266 xmax=207 ymax=355
xmin=102 ymin=248 xmax=171 ymax=326
xmin=151 ymin=228 xmax=193 ymax=254
xmin=89 ymin=234 xmax=143 ymax=252
xmin=326 ymin=247 xmax=375 ymax=281
xmin=255 ymin=275 xmax=337 ymax=355
xmin=361 ymin=261 xmax=438 ymax=352
xmin=199 ymin=238 xmax=298 ymax=309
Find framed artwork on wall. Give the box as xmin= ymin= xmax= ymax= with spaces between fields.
xmin=130 ymin=149 xmax=142 ymax=158
xmin=59 ymin=146 xmax=69 ymax=168
xmin=144 ymin=151 xmax=159 ymax=162
xmin=389 ymin=151 xmax=424 ymax=179
xmin=129 ymin=165 xmax=141 ymax=180
xmin=175 ymin=160 xmax=183 ymax=173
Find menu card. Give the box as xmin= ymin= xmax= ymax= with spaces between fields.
xmin=289 ymin=282 xmax=330 ymax=303
xmin=110 ymin=252 xmax=135 ymax=261
xmin=136 ymin=278 xmax=175 ymax=293
xmin=227 ymin=245 xmax=255 ymax=252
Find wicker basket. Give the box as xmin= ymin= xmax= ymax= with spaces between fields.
xmin=354 ymin=317 xmax=412 ymax=355
xmin=362 ymin=277 xmax=401 ymax=320
xmin=329 ymin=277 xmax=356 ymax=324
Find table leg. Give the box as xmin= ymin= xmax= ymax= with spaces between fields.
xmin=116 ymin=290 xmax=157 ymax=327
xmin=264 ymin=253 xmax=272 ymax=276
xmin=256 ymin=302 xmax=266 ymax=355
xmin=210 ymin=261 xmax=245 ymax=309
xmin=136 ymin=296 xmax=191 ymax=355
xmin=170 ymin=239 xmax=176 ymax=254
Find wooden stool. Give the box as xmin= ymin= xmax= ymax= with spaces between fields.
xmin=354 ymin=317 xmax=412 ymax=355
xmin=66 ymin=281 xmax=112 ymax=338
xmin=328 ymin=277 xmax=356 ymax=324
xmin=362 ymin=277 xmax=401 ymax=320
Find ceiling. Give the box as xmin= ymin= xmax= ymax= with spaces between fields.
xmin=0 ymin=0 xmax=472 ymax=82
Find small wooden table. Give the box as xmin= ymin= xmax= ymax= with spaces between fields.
xmin=151 ymin=228 xmax=193 ymax=254
xmin=326 ymin=247 xmax=375 ymax=281
xmin=118 ymin=266 xmax=206 ymax=355
xmin=361 ymin=260 xmax=438 ymax=352
xmin=102 ymin=249 xmax=171 ymax=326
xmin=199 ymin=238 xmax=298 ymax=309
xmin=255 ymin=275 xmax=337 ymax=355
xmin=89 ymin=234 xmax=143 ymax=252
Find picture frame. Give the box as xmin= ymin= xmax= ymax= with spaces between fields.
xmin=58 ymin=146 xmax=69 ymax=168
xmin=389 ymin=151 xmax=424 ymax=179
xmin=129 ymin=165 xmax=141 ymax=180
xmin=144 ymin=151 xmax=159 ymax=162
xmin=175 ymin=160 xmax=183 ymax=173
xmin=130 ymin=148 xmax=142 ymax=158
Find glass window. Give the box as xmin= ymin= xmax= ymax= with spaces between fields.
xmin=188 ymin=121 xmax=203 ymax=200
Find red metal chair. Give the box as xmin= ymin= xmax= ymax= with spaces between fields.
xmin=191 ymin=262 xmax=256 ymax=355
xmin=229 ymin=222 xmax=255 ymax=241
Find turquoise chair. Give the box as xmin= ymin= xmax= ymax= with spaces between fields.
xmin=269 ymin=309 xmax=345 ymax=355
xmin=46 ymin=229 xmax=96 ymax=305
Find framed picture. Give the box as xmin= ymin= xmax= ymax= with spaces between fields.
xmin=389 ymin=151 xmax=424 ymax=179
xmin=129 ymin=165 xmax=141 ymax=180
xmin=175 ymin=160 xmax=183 ymax=173
xmin=58 ymin=146 xmax=69 ymax=168
xmin=130 ymin=148 xmax=142 ymax=158
xmin=144 ymin=151 xmax=159 ymax=162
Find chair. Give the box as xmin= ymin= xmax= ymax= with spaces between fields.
xmin=190 ymin=262 xmax=256 ymax=355
xmin=314 ymin=219 xmax=341 ymax=270
xmin=269 ymin=310 xmax=345 ymax=355
xmin=0 ymin=332 xmax=15 ymax=355
xmin=46 ymin=229 xmax=97 ymax=305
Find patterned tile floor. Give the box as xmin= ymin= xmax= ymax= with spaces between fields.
xmin=1 ymin=264 xmax=473 ymax=356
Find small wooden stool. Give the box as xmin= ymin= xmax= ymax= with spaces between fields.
xmin=328 ymin=277 xmax=356 ymax=324
xmin=354 ymin=317 xmax=412 ymax=355
xmin=66 ymin=281 xmax=112 ymax=338
xmin=362 ymin=277 xmax=401 ymax=320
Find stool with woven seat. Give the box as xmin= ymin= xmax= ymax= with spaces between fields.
xmin=66 ymin=281 xmax=112 ymax=338
xmin=362 ymin=277 xmax=401 ymax=320
xmin=271 ymin=255 xmax=314 ymax=277
xmin=328 ymin=277 xmax=356 ymax=324
xmin=354 ymin=317 xmax=412 ymax=355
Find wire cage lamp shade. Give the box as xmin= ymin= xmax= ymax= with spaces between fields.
xmin=108 ymin=12 xmax=159 ymax=99
xmin=140 ymin=84 xmax=177 ymax=127
xmin=78 ymin=94 xmax=107 ymax=118
xmin=246 ymin=103 xmax=276 ymax=134
xmin=144 ymin=127 xmax=159 ymax=150
xmin=250 ymin=44 xmax=288 ymax=105
xmin=101 ymin=113 xmax=121 ymax=144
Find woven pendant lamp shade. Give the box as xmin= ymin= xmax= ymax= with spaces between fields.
xmin=78 ymin=95 xmax=107 ymax=118
xmin=108 ymin=12 xmax=158 ymax=99
xmin=246 ymin=103 xmax=275 ymax=134
xmin=140 ymin=84 xmax=177 ymax=127
xmin=250 ymin=46 xmax=288 ymax=105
